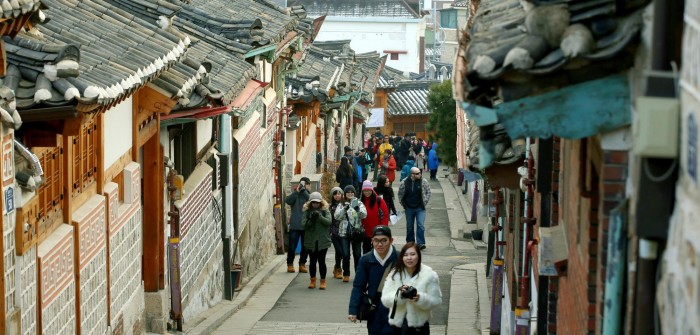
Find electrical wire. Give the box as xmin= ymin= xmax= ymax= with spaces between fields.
xmin=643 ymin=158 xmax=678 ymax=183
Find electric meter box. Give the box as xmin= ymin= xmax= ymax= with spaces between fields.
xmin=632 ymin=96 xmax=680 ymax=158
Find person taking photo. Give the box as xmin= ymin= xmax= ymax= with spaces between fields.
xmin=381 ymin=242 xmax=442 ymax=334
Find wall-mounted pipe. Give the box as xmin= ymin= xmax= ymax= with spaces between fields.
xmin=14 ymin=139 xmax=44 ymax=190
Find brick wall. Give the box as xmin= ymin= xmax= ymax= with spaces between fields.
xmin=177 ymin=164 xmax=223 ymax=320
xmin=595 ymin=149 xmax=627 ymax=334
xmin=38 ymin=224 xmax=76 ymax=334
xmin=237 ymin=115 xmax=278 ymax=277
xmin=72 ymin=195 xmax=109 ymax=335
xmin=556 ymin=139 xmax=591 ymax=334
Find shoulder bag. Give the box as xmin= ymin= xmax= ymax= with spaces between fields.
xmin=358 ymin=265 xmax=392 ymax=321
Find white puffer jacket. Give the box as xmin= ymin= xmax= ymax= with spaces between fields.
xmin=380 ymin=264 xmax=442 ymax=328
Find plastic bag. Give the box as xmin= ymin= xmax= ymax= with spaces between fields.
xmin=389 ymin=213 xmax=399 ymax=225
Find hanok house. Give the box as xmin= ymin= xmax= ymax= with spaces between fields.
xmin=2 ymin=0 xmax=195 ymax=332
xmin=382 ymin=80 xmax=437 ymax=141
xmin=286 ymin=41 xmax=384 ymax=175
xmin=109 ymin=0 xmax=314 ymax=327
xmin=453 ymin=0 xmax=650 ymax=334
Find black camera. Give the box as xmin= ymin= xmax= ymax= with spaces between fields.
xmin=401 ymin=286 xmax=417 ymax=299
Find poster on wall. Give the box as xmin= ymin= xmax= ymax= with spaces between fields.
xmin=367 ymin=108 xmax=385 ymax=127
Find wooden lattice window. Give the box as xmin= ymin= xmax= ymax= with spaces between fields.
xmin=37 ymin=146 xmax=64 ymax=225
xmin=71 ymin=117 xmax=98 ymax=198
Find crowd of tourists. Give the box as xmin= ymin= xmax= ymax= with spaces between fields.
xmin=285 ymin=132 xmax=442 ymax=334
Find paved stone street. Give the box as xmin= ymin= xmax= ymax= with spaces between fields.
xmin=191 ymin=168 xmax=488 ymax=335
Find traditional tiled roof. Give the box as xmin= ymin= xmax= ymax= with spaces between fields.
xmin=289 ymin=0 xmax=419 ymax=19
xmin=354 ymin=51 xmax=386 ymax=99
xmin=377 ymin=65 xmax=409 ymax=88
xmin=0 ymin=0 xmax=41 ymax=20
xmin=107 ymin=0 xmax=309 ymax=107
xmin=455 ymin=0 xmax=646 ymax=102
xmin=387 ymin=80 xmax=436 ymax=116
xmin=5 ymin=0 xmax=191 ymax=116
xmin=287 ymin=41 xmax=385 ymax=104
xmin=453 ymin=0 xmax=469 ymax=7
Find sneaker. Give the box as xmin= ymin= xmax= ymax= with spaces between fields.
xmin=419 ymin=244 xmax=426 ymax=250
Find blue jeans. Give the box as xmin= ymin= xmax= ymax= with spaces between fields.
xmin=340 ymin=237 xmax=363 ymax=276
xmin=405 ymin=207 xmax=426 ymax=245
xmin=286 ymin=229 xmax=308 ymax=265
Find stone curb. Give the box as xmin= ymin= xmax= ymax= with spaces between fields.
xmin=452 ymin=263 xmax=491 ymax=335
xmin=185 ymin=254 xmax=287 ymax=335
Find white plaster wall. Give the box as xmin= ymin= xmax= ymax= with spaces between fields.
xmin=196 ymin=119 xmax=213 ymax=154
xmin=315 ymin=18 xmax=423 ymax=73
xmin=104 ymin=97 xmax=133 ymax=170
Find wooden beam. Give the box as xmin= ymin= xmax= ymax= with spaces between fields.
xmin=137 ymin=86 xmax=177 ymax=118
xmin=143 ymin=134 xmax=163 ymax=291
xmin=63 ymin=114 xmax=85 ymax=136
xmin=96 ymin=113 xmax=104 ymax=195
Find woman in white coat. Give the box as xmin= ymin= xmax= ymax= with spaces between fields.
xmin=381 ymin=242 xmax=442 ymax=334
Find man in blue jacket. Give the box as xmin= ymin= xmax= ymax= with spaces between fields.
xmin=348 ymin=226 xmax=397 ymax=334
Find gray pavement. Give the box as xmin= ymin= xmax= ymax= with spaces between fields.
xmin=188 ymin=167 xmax=490 ymax=335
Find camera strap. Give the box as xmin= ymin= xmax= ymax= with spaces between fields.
xmin=391 ymin=288 xmax=401 ymax=319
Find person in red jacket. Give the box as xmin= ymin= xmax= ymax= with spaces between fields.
xmin=380 ymin=149 xmax=397 ymax=186
xmin=360 ymin=180 xmax=389 ymax=253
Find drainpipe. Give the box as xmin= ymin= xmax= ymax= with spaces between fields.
xmin=14 ymin=139 xmax=45 ymax=190
xmin=489 ymin=187 xmax=503 ymax=335
xmin=166 ymin=169 xmax=183 ymax=330
xmin=516 ymin=137 xmax=536 ymax=335
xmin=274 ymin=106 xmax=292 ymax=254
xmin=219 ymin=114 xmax=234 ymax=300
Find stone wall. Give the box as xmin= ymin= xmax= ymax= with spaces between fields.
xmin=176 ymin=163 xmax=224 ymax=321
xmin=237 ymin=114 xmax=277 ymax=278
xmin=658 ymin=5 xmax=700 ymax=332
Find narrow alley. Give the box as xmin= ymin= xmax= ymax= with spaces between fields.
xmin=186 ymin=170 xmax=489 ymax=335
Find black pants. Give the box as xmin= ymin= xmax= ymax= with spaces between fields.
xmin=429 ymin=169 xmax=437 ymax=180
xmin=392 ymin=320 xmax=429 ymax=335
xmin=307 ymin=243 xmax=328 ymax=279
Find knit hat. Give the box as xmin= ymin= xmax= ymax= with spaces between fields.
xmin=331 ymin=186 xmax=343 ymax=195
xmin=361 ymin=180 xmax=373 ymax=191
xmin=343 ymin=185 xmax=356 ymax=194
xmin=372 ymin=225 xmax=392 ymax=238
xmin=309 ymin=192 xmax=323 ymax=202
